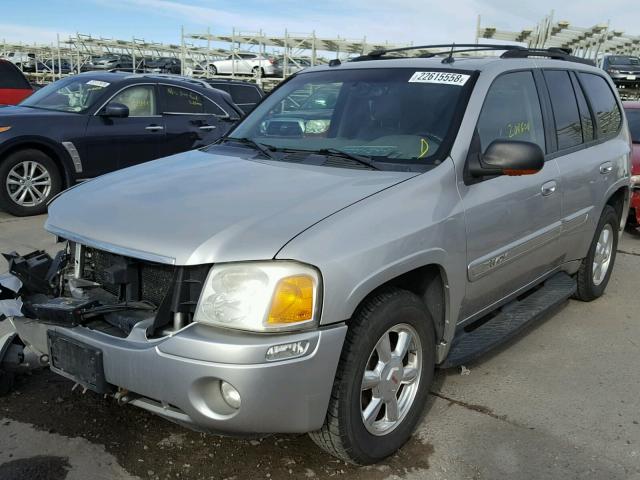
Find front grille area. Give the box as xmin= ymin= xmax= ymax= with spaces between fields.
xmin=82 ymin=247 xmax=175 ymax=306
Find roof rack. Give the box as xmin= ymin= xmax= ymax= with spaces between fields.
xmin=351 ymin=44 xmax=594 ymax=66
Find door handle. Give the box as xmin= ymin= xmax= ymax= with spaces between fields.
xmin=541 ymin=181 xmax=557 ymax=196
xmin=145 ymin=125 xmax=164 ymax=131
xmin=599 ymin=162 xmax=613 ymax=174
xmin=199 ymin=125 xmax=217 ymax=131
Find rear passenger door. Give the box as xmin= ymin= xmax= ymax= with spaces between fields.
xmin=159 ymin=84 xmax=233 ymax=156
xmin=543 ymin=70 xmax=625 ymax=261
xmin=459 ymin=70 xmax=564 ymax=319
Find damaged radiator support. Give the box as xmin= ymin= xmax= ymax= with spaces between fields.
xmin=2 ymin=245 xmax=210 ymax=337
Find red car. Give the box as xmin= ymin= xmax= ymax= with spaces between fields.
xmin=624 ymin=101 xmax=640 ymax=230
xmin=0 ymin=59 xmax=33 ymax=105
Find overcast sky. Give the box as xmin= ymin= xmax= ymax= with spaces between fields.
xmin=0 ymin=0 xmax=637 ymax=49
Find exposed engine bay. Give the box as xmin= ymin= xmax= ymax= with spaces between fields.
xmin=0 ymin=243 xmax=209 ymax=338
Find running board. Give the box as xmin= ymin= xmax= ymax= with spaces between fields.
xmin=441 ymin=272 xmax=576 ymax=368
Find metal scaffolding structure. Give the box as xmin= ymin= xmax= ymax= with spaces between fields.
xmin=477 ymin=12 xmax=640 ymax=61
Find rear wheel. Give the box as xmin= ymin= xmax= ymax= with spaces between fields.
xmin=0 ymin=149 xmax=62 ymax=216
xmin=252 ymin=66 xmax=264 ymax=78
xmin=309 ymin=288 xmax=435 ymax=464
xmin=574 ymin=205 xmax=619 ymax=301
xmin=209 ymin=65 xmax=218 ymax=76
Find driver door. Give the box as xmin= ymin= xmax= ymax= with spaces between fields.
xmin=458 ymin=70 xmax=564 ymax=320
xmin=84 ymin=83 xmax=166 ymax=174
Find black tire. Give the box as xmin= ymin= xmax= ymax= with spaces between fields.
xmin=252 ymin=66 xmax=264 ymax=77
xmin=309 ymin=287 xmax=435 ymax=465
xmin=574 ymin=205 xmax=619 ymax=301
xmin=210 ymin=65 xmax=218 ymax=76
xmin=0 ymin=149 xmax=62 ymax=216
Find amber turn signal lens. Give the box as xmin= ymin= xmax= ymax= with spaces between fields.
xmin=0 ymin=126 xmax=11 ymax=133
xmin=267 ymin=275 xmax=315 ymax=325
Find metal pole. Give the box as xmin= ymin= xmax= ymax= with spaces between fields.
xmin=57 ymin=34 xmax=62 ymax=79
xmin=180 ymin=25 xmax=185 ymax=75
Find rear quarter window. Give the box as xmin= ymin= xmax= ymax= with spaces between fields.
xmin=228 ymin=85 xmax=261 ymax=104
xmin=578 ymin=73 xmax=622 ymax=138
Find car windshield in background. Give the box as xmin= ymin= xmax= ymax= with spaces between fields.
xmin=609 ymin=56 xmax=640 ymax=66
xmin=626 ymin=108 xmax=640 ymax=143
xmin=20 ymin=77 xmax=110 ymax=113
xmin=227 ymin=68 xmax=472 ymax=170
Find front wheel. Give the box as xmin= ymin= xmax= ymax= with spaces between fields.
xmin=0 ymin=149 xmax=62 ymax=216
xmin=574 ymin=205 xmax=619 ymax=301
xmin=309 ymin=288 xmax=435 ymax=464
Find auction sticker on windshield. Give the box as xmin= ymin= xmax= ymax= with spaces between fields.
xmin=409 ymin=71 xmax=470 ymax=86
xmin=86 ymin=80 xmax=110 ymax=88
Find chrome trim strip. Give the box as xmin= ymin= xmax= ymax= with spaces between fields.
xmin=561 ymin=207 xmax=591 ymax=234
xmin=61 ymin=141 xmax=83 ymax=173
xmin=46 ymin=224 xmax=176 ymax=265
xmin=468 ymin=222 xmax=562 ymax=282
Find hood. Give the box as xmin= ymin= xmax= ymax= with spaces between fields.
xmin=46 ymin=148 xmax=415 ymax=265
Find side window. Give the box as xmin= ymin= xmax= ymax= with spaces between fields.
xmin=160 ymin=85 xmax=226 ymax=115
xmin=543 ymin=70 xmax=583 ymax=150
xmin=109 ymin=85 xmax=156 ymax=117
xmin=572 ymin=74 xmax=595 ymax=143
xmin=477 ymin=71 xmax=546 ymax=153
xmin=578 ymin=73 xmax=622 ymax=138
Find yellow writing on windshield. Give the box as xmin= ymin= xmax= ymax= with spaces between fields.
xmin=507 ymin=121 xmax=531 ymax=138
xmin=418 ymin=138 xmax=430 ymax=159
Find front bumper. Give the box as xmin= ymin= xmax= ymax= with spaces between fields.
xmin=10 ymin=316 xmax=346 ymax=434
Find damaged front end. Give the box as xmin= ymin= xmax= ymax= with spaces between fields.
xmin=0 ymin=243 xmax=209 ymax=395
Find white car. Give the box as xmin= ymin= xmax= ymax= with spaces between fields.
xmin=209 ymin=53 xmax=275 ymax=77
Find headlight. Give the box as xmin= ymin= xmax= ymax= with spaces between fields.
xmin=193 ymin=261 xmax=321 ymax=332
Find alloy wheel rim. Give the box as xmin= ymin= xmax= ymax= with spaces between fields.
xmin=592 ymin=224 xmax=614 ymax=286
xmin=360 ymin=323 xmax=422 ymax=436
xmin=6 ymin=161 xmax=52 ymax=208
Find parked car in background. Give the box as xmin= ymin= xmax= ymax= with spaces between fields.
xmin=624 ymin=101 xmax=640 ymax=230
xmin=209 ymin=53 xmax=275 ymax=77
xmin=205 ymin=78 xmax=264 ymax=114
xmin=272 ymin=56 xmax=312 ymax=77
xmin=0 ymin=46 xmax=630 ymax=465
xmin=40 ymin=59 xmax=73 ymax=75
xmin=145 ymin=57 xmax=181 ymax=74
xmin=91 ymin=54 xmax=134 ymax=71
xmin=0 ymin=60 xmax=33 ymax=105
xmin=602 ymin=55 xmax=640 ymax=89
xmin=0 ymin=72 xmax=242 ymax=215
xmin=4 ymin=52 xmax=36 ymax=70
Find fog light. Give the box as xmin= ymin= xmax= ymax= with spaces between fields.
xmin=631 ymin=175 xmax=640 ymax=187
xmin=220 ymin=381 xmax=241 ymax=409
xmin=265 ymin=340 xmax=310 ymax=362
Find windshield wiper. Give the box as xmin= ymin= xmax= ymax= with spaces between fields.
xmin=223 ymin=137 xmax=278 ymax=161
xmin=316 ymin=148 xmax=381 ymax=170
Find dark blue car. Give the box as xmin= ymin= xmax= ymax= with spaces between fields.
xmin=0 ymin=72 xmax=242 ymax=215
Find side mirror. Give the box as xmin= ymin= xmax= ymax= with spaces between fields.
xmin=102 ymin=103 xmax=129 ymax=118
xmin=468 ymin=140 xmax=544 ymax=177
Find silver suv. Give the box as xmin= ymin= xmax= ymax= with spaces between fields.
xmin=0 ymin=45 xmax=631 ymax=465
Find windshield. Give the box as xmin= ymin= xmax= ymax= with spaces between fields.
xmin=626 ymin=109 xmax=640 ymax=143
xmin=20 ymin=76 xmax=111 ymax=113
xmin=609 ymin=56 xmax=640 ymax=66
xmin=227 ymin=68 xmax=472 ymax=170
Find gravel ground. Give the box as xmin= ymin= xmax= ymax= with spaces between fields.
xmin=1 ymin=212 xmax=639 ymax=480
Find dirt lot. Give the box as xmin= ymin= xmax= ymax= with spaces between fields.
xmin=1 ymin=211 xmax=639 ymax=480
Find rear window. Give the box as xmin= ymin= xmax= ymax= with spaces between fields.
xmin=228 ymin=85 xmax=261 ymax=104
xmin=161 ymin=85 xmax=227 ymax=116
xmin=0 ymin=61 xmax=30 ymax=89
xmin=578 ymin=73 xmax=622 ymax=138
xmin=544 ymin=70 xmax=583 ymax=150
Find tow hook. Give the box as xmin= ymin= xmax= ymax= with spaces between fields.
xmin=114 ymin=388 xmax=132 ymax=406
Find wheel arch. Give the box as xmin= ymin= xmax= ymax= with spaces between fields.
xmin=604 ymin=184 xmax=630 ymax=230
xmin=346 ymin=263 xmax=450 ymax=346
xmin=0 ymin=138 xmax=74 ymax=188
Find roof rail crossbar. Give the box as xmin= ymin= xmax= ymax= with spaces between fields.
xmin=500 ymin=48 xmax=596 ymax=66
xmin=352 ymin=43 xmax=526 ymax=62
